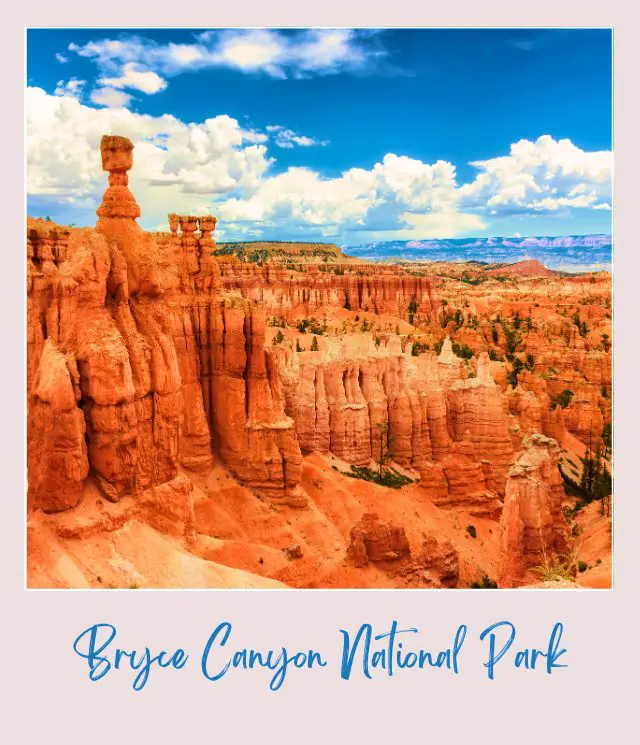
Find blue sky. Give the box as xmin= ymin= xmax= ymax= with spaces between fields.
xmin=26 ymin=28 xmax=612 ymax=242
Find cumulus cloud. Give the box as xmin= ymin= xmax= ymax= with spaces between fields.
xmin=217 ymin=153 xmax=466 ymax=238
xmin=90 ymin=87 xmax=132 ymax=108
xmin=216 ymin=138 xmax=611 ymax=239
xmin=458 ymin=135 xmax=612 ymax=215
xmin=98 ymin=62 xmax=167 ymax=94
xmin=266 ymin=125 xmax=328 ymax=149
xmin=55 ymin=53 xmax=69 ymax=64
xmin=54 ymin=78 xmax=85 ymax=99
xmin=27 ymin=87 xmax=612 ymax=241
xmin=27 ymin=87 xmax=272 ymax=231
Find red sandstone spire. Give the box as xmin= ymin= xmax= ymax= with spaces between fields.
xmin=96 ymin=135 xmax=141 ymax=221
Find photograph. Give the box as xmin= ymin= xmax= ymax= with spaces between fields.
xmin=26 ymin=27 xmax=613 ymax=590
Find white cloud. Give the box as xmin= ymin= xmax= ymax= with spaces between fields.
xmin=458 ymin=135 xmax=612 ymax=215
xmin=55 ymin=53 xmax=69 ymax=64
xmin=27 ymin=88 xmax=612 ymax=241
xmin=98 ymin=62 xmax=167 ymax=94
xmin=27 ymin=87 xmax=272 ymax=231
xmin=211 ymin=30 xmax=287 ymax=76
xmin=217 ymin=153 xmax=468 ymax=239
xmin=54 ymin=78 xmax=85 ymax=99
xmin=90 ymin=87 xmax=132 ymax=108
xmin=266 ymin=125 xmax=328 ymax=149
xmin=65 ymin=29 xmax=388 ymax=97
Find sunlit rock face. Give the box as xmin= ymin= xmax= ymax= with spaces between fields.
xmin=26 ymin=134 xmax=612 ymax=590
xmin=27 ymin=136 xmax=303 ymax=511
xmin=499 ymin=434 xmax=569 ymax=587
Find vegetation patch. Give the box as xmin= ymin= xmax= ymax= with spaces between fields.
xmin=296 ymin=317 xmax=326 ymax=335
xmin=532 ymin=553 xmax=578 ymax=583
xmin=345 ymin=465 xmax=413 ymax=489
xmin=470 ymin=575 xmax=498 ymax=589
xmin=551 ymin=389 xmax=574 ymax=410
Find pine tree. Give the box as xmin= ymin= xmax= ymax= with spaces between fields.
xmin=375 ymin=422 xmax=393 ymax=477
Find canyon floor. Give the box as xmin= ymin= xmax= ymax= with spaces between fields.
xmin=26 ymin=135 xmax=612 ymax=589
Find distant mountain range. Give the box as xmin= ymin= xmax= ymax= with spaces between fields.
xmin=342 ymin=235 xmax=612 ymax=272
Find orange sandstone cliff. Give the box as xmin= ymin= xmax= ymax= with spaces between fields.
xmin=26 ymin=135 xmax=612 ymax=589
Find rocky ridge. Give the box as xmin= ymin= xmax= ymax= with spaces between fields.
xmin=26 ymin=135 xmax=613 ymax=589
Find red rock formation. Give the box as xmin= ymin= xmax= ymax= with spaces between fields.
xmin=438 ymin=433 xmax=502 ymax=517
xmin=499 ymin=434 xmax=569 ymax=586
xmin=446 ymin=353 xmax=515 ymax=493
xmin=26 ymin=134 xmax=612 ymax=589
xmin=485 ymin=259 xmax=555 ymax=278
xmin=416 ymin=535 xmax=460 ymax=588
xmin=347 ymin=512 xmax=411 ymax=566
xmin=207 ymin=299 xmax=305 ymax=506
xmin=27 ymin=136 xmax=304 ymax=510
xmin=27 ymin=339 xmax=88 ymax=512
xmin=274 ymin=337 xmax=436 ymax=469
xmin=96 ymin=135 xmax=165 ymax=296
xmin=208 ymin=259 xmax=439 ymax=325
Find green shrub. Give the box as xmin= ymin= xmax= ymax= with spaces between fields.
xmin=555 ymin=389 xmax=574 ymax=409
xmin=411 ymin=341 xmax=430 ymax=356
xmin=470 ymin=575 xmax=498 ymax=589
xmin=452 ymin=342 xmax=474 ymax=360
xmin=408 ymin=295 xmax=418 ymax=325
xmin=559 ymin=466 xmax=589 ymax=501
xmin=507 ymin=357 xmax=525 ymax=388
xmin=466 ymin=524 xmax=477 ymax=539
xmin=578 ymin=561 xmax=588 ymax=573
xmin=532 ymin=553 xmax=578 ymax=582
xmin=345 ymin=465 xmax=413 ymax=490
xmin=602 ymin=422 xmax=612 ymax=458
xmin=502 ymin=321 xmax=522 ymax=359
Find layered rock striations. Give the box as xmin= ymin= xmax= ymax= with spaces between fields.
xmin=27 ymin=134 xmax=612 ymax=589
xmin=27 ymin=136 xmax=303 ymax=513
xmin=207 ymin=259 xmax=439 ymax=325
xmin=499 ymin=434 xmax=569 ymax=586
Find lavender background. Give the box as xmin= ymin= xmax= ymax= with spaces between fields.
xmin=7 ymin=3 xmax=637 ymax=744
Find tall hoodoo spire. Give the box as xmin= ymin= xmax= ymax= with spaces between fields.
xmin=95 ymin=134 xmax=164 ymax=296
xmin=96 ymin=135 xmax=141 ymax=221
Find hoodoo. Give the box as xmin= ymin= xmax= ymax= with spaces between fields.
xmin=26 ymin=135 xmax=612 ymax=590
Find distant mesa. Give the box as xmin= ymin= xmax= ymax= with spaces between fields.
xmin=484 ymin=259 xmax=555 ymax=278
xmin=213 ymin=240 xmax=355 ymax=265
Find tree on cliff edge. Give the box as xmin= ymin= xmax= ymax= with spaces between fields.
xmin=376 ymin=422 xmax=394 ymax=477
